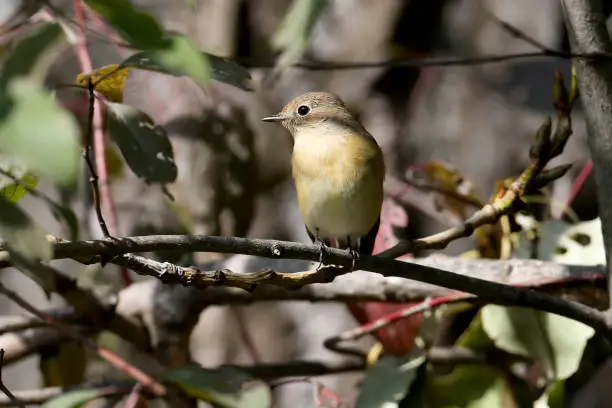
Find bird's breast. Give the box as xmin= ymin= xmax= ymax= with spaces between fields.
xmin=291 ymin=129 xmax=384 ymax=239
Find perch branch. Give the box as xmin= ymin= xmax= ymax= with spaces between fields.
xmin=0 ymin=235 xmax=604 ymax=339
xmin=561 ymin=0 xmax=612 ymax=298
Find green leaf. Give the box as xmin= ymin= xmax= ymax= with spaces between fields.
xmin=271 ymin=0 xmax=327 ymax=69
xmin=481 ymin=305 xmax=595 ymax=380
xmin=0 ymin=196 xmax=50 ymax=260
xmin=0 ymin=171 xmax=39 ymax=203
xmin=39 ymin=340 xmax=87 ymax=387
xmin=535 ymin=381 xmax=565 ymax=408
xmin=85 ymin=0 xmax=211 ymax=85
xmin=0 ymin=79 xmax=80 ymax=187
xmin=42 ymin=389 xmax=101 ymax=408
xmin=0 ymin=195 xmax=54 ymax=291
xmin=84 ymin=0 xmax=166 ymax=49
xmin=121 ymin=49 xmax=251 ymax=90
xmin=106 ymin=102 xmax=177 ymax=184
xmin=514 ymin=215 xmax=605 ymax=265
xmin=0 ymin=154 xmax=78 ymax=238
xmin=0 ymin=22 xmax=63 ymax=87
xmin=429 ymin=365 xmax=511 ymax=408
xmin=162 ymin=363 xmax=272 ymax=408
xmin=356 ymin=355 xmax=425 ymax=408
xmin=152 ymin=35 xmax=210 ymax=85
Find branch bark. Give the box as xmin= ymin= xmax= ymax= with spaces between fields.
xmin=2 ymin=235 xmax=608 ymax=338
xmin=561 ymin=0 xmax=612 ymax=301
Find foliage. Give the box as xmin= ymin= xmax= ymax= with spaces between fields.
xmin=0 ymin=1 xmax=604 ymax=408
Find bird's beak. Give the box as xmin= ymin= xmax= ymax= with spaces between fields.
xmin=261 ymin=113 xmax=290 ymax=123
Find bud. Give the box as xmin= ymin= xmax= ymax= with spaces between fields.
xmin=553 ymin=69 xmax=569 ymax=115
xmin=529 ymin=116 xmax=552 ymax=161
xmin=569 ymin=64 xmax=579 ymax=108
xmin=549 ymin=118 xmax=573 ymax=159
xmin=531 ymin=164 xmax=573 ymax=188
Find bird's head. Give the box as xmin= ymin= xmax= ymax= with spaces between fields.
xmin=261 ymin=92 xmax=355 ymax=135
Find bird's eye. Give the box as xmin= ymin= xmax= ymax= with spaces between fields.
xmin=297 ymin=105 xmax=310 ymax=116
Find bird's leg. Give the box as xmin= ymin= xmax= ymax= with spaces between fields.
xmin=346 ymin=237 xmax=359 ymax=271
xmin=314 ymin=228 xmax=329 ymax=270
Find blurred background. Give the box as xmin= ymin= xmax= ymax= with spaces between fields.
xmin=0 ymin=0 xmax=603 ymax=406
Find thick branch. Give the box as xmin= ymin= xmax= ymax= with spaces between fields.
xmin=561 ymin=0 xmax=612 ymax=296
xmin=7 ymin=235 xmax=607 ymax=338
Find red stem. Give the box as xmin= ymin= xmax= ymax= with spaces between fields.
xmin=72 ymin=0 xmax=131 ymax=285
xmin=559 ymin=159 xmax=593 ymax=220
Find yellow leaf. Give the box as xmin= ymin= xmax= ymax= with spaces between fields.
xmin=76 ymin=64 xmax=130 ymax=102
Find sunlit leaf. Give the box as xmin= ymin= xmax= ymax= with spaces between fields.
xmin=0 ymin=79 xmax=80 ymax=187
xmin=42 ymin=389 xmax=101 ymax=408
xmin=85 ymin=0 xmax=210 ymax=85
xmin=272 ymin=0 xmax=327 ymax=69
xmin=481 ymin=305 xmax=595 ymax=380
xmin=162 ymin=363 xmax=272 ymax=408
xmin=121 ymin=49 xmax=250 ymax=90
xmin=153 ymin=35 xmax=210 ymax=85
xmin=0 ymin=170 xmax=39 ymax=203
xmin=39 ymin=340 xmax=86 ymax=387
xmin=355 ymin=355 xmax=425 ymax=408
xmin=0 ymin=155 xmax=78 ymax=239
xmin=106 ymin=102 xmax=177 ymax=184
xmin=514 ymin=215 xmax=605 ymax=265
xmin=105 ymin=143 xmax=125 ymax=180
xmin=76 ymin=64 xmax=130 ymax=102
xmin=535 ymin=381 xmax=565 ymax=408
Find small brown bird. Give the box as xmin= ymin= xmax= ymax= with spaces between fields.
xmin=262 ymin=92 xmax=385 ymax=264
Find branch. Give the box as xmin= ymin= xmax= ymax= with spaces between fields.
xmin=0 ymin=346 xmax=527 ymax=406
xmin=561 ymin=0 xmax=612 ymax=298
xmin=237 ymin=51 xmax=612 ymax=70
xmin=0 ymin=350 xmax=24 ymax=408
xmin=0 ymin=283 xmax=166 ymax=396
xmin=68 ymin=0 xmax=130 ymax=285
xmin=1 ymin=235 xmax=604 ymax=339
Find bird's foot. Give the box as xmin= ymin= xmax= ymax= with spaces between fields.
xmin=315 ymin=240 xmax=330 ymax=271
xmin=347 ymin=247 xmax=359 ymax=271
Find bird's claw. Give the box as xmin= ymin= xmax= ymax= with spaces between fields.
xmin=347 ymin=247 xmax=359 ymax=271
xmin=315 ymin=240 xmax=329 ymax=271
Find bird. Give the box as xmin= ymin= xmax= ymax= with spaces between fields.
xmin=262 ymin=92 xmax=385 ymax=267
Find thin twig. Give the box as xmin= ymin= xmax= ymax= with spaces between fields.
xmin=82 ymin=76 xmax=110 ymax=237
xmin=324 ymin=293 xmax=472 ymax=357
xmin=124 ymin=383 xmax=144 ymax=408
xmin=238 ymin=51 xmax=612 ymax=71
xmin=485 ymin=10 xmax=563 ymax=54
xmin=0 ymin=350 xmax=24 ymax=408
xmin=0 ymin=283 xmax=166 ymax=396
xmin=230 ymin=307 xmax=262 ymax=364
xmin=70 ymin=0 xmax=131 ymax=284
xmin=560 ymin=160 xmax=593 ymax=219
